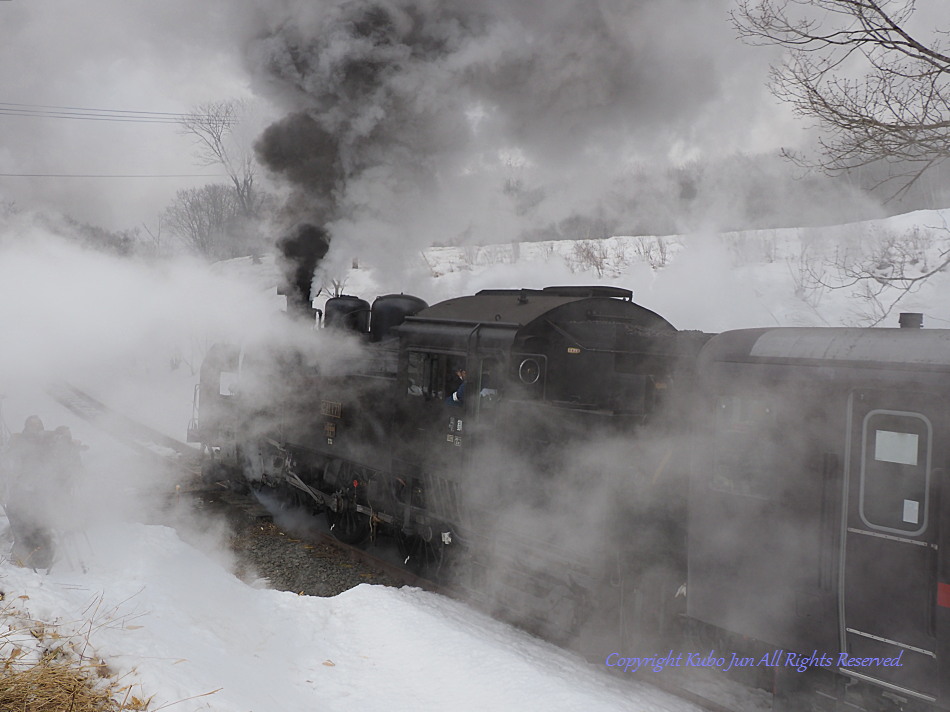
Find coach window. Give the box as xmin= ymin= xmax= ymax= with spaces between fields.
xmin=860 ymin=411 xmax=931 ymax=535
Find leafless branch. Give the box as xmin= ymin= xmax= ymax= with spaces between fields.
xmin=803 ymin=217 xmax=950 ymax=324
xmin=733 ymin=0 xmax=950 ymax=198
xmin=180 ymin=100 xmax=258 ymax=216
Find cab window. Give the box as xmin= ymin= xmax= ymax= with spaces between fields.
xmin=475 ymin=357 xmax=502 ymax=413
xmin=407 ymin=352 xmax=466 ymax=405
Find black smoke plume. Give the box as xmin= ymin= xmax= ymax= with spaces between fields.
xmin=250 ymin=0 xmax=475 ymax=227
xmin=255 ymin=113 xmax=345 ymax=224
xmin=276 ymin=223 xmax=330 ymax=316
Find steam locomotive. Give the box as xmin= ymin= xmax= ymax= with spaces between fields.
xmin=189 ymin=284 xmax=950 ymax=712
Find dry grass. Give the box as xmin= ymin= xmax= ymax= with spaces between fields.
xmin=0 ymin=659 xmax=142 ymax=711
xmin=0 ymin=592 xmax=152 ymax=712
xmin=0 ymin=569 xmax=220 ymax=712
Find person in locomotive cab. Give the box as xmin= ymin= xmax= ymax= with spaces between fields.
xmin=446 ymin=366 xmax=467 ymax=406
xmin=3 ymin=415 xmax=56 ymax=569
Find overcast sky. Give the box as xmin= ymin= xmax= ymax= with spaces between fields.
xmin=0 ymin=0 xmax=800 ymax=239
xmin=0 ymin=0 xmax=259 ymax=229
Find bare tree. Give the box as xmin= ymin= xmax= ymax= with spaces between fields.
xmin=62 ymin=218 xmax=138 ymax=256
xmin=634 ymin=236 xmax=671 ymax=270
xmin=799 ymin=219 xmax=950 ymax=324
xmin=733 ymin=0 xmax=950 ymax=197
xmin=180 ymin=99 xmax=259 ymax=216
xmin=163 ymin=184 xmax=242 ymax=259
xmin=0 ymin=201 xmax=18 ymax=219
xmin=786 ymin=242 xmax=832 ymax=320
xmin=139 ymin=218 xmax=176 ymax=259
xmin=569 ymin=239 xmax=609 ymax=277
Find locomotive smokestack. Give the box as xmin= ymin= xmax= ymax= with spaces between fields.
xmin=277 ymin=224 xmax=330 ymax=320
xmin=899 ymin=312 xmax=924 ymax=329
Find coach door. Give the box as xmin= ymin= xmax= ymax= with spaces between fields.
xmin=841 ymin=389 xmax=941 ymax=702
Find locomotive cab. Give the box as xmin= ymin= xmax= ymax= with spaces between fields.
xmin=388 ymin=287 xmax=689 ymax=557
xmin=399 ymin=286 xmax=679 ymax=415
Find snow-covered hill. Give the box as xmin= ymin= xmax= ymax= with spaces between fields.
xmin=298 ymin=208 xmax=950 ymax=332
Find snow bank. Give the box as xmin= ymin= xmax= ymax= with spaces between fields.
xmin=0 ymin=522 xmax=696 ymax=712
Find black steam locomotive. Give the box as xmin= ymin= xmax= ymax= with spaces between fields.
xmin=189 ymin=284 xmax=949 ymax=712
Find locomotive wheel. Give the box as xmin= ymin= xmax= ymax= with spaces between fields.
xmin=273 ymin=482 xmax=306 ymax=512
xmin=397 ymin=532 xmax=444 ymax=580
xmin=326 ymin=502 xmax=369 ymax=545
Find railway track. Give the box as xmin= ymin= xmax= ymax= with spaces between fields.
xmin=46 ymin=380 xmax=749 ymax=712
xmin=47 ymin=381 xmax=201 ymax=476
xmin=192 ymin=482 xmax=434 ymax=590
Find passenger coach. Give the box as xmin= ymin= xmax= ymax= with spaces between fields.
xmin=690 ymin=319 xmax=950 ymax=710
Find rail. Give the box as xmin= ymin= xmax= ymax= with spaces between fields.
xmin=46 ymin=380 xmax=200 ymax=476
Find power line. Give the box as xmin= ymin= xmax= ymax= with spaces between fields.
xmin=0 ymin=102 xmax=224 ymax=124
xmin=0 ymin=101 xmax=236 ymax=178
xmin=0 ymin=101 xmax=190 ymax=116
xmin=0 ymin=173 xmax=226 ymax=178
xmin=0 ymin=110 xmax=179 ymax=124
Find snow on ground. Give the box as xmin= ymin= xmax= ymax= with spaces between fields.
xmin=3 ymin=207 xmax=950 ymax=711
xmin=0 ymin=521 xmax=698 ymax=712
